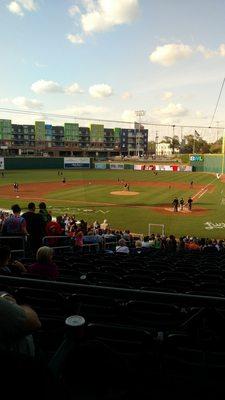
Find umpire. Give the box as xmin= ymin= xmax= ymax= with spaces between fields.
xmin=172 ymin=197 xmax=179 ymax=212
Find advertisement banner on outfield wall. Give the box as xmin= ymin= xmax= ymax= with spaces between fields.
xmin=134 ymin=165 xmax=155 ymax=170
xmin=64 ymin=157 xmax=90 ymax=169
xmin=0 ymin=157 xmax=4 ymax=170
xmin=95 ymin=163 xmax=107 ymax=169
xmin=110 ymin=163 xmax=124 ymax=170
xmin=134 ymin=164 xmax=192 ymax=172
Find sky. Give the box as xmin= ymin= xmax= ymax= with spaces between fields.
xmin=0 ymin=0 xmax=225 ymax=141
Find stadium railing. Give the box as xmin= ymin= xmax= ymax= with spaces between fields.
xmin=42 ymin=236 xmax=73 ymax=254
xmin=0 ymin=236 xmax=26 ymax=257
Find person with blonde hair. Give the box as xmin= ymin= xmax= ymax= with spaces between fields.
xmin=27 ymin=246 xmax=59 ymax=280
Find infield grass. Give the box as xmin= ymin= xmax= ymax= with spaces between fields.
xmin=0 ymin=169 xmax=224 ymax=238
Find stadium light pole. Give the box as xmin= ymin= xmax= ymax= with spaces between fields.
xmin=135 ymin=110 xmax=146 ymax=157
xmin=221 ymin=130 xmax=225 ymax=174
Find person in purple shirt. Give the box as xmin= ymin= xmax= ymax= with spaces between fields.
xmin=28 ymin=246 xmax=59 ymax=280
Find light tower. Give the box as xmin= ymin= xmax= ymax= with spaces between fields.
xmin=155 ymin=131 xmax=159 ymax=156
xmin=135 ymin=110 xmax=146 ymax=157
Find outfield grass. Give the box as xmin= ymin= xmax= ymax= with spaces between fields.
xmin=0 ymin=169 xmax=224 ymax=238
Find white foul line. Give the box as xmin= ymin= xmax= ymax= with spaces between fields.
xmin=192 ymin=176 xmax=218 ymax=201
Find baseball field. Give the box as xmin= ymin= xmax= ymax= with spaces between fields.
xmin=0 ymin=169 xmax=224 ymax=238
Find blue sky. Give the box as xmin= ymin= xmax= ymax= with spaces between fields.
xmin=0 ymin=0 xmax=225 ymax=140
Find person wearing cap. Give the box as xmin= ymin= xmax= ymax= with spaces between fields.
xmin=172 ymin=197 xmax=179 ymax=212
xmin=116 ymin=238 xmax=129 ymax=254
xmin=180 ymin=197 xmax=184 ymax=211
xmin=187 ymin=197 xmax=193 ymax=211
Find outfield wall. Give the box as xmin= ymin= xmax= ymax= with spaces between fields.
xmin=190 ymin=154 xmax=225 ymax=173
xmin=204 ymin=155 xmax=224 ymax=173
xmin=4 ymin=157 xmax=63 ymax=169
xmin=2 ymin=157 xmax=193 ymax=171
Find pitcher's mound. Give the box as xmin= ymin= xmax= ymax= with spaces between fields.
xmin=110 ymin=191 xmax=139 ymax=196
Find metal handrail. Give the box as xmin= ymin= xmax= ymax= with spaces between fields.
xmin=0 ymin=235 xmax=26 ymax=257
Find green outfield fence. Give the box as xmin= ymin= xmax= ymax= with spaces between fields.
xmin=1 ymin=155 xmax=225 ymax=173
xmin=190 ymin=154 xmax=225 ymax=173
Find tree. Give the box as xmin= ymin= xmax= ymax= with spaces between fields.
xmin=148 ymin=141 xmax=156 ymax=154
xmin=162 ymin=135 xmax=180 ymax=154
xmin=182 ymin=134 xmax=210 ymax=154
xmin=210 ymin=137 xmax=223 ymax=153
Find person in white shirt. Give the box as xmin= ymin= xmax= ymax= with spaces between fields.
xmin=100 ymin=219 xmax=109 ymax=231
xmin=116 ymin=238 xmax=129 ymax=254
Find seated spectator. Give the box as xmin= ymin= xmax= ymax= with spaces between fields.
xmin=185 ymin=237 xmax=201 ymax=251
xmin=45 ymin=219 xmax=64 ymax=246
xmin=93 ymin=221 xmax=100 ymax=230
xmin=0 ymin=291 xmax=41 ymax=356
xmin=56 ymin=215 xmax=65 ymax=235
xmin=122 ymin=230 xmax=131 ymax=242
xmin=130 ymin=240 xmax=146 ymax=255
xmin=155 ymin=234 xmax=162 ymax=249
xmin=74 ymin=230 xmax=84 ymax=253
xmin=27 ymin=246 xmax=59 ymax=280
xmin=116 ymin=238 xmax=129 ymax=254
xmin=142 ymin=236 xmax=151 ymax=248
xmin=0 ymin=246 xmax=26 ymax=274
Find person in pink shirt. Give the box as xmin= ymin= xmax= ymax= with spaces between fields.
xmin=28 ymin=246 xmax=59 ymax=280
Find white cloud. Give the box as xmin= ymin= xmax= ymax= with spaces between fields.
xmin=18 ymin=0 xmax=37 ymax=11
xmin=67 ymin=33 xmax=84 ymax=44
xmin=149 ymin=42 xmax=225 ymax=66
xmin=121 ymin=91 xmax=132 ymax=100
xmin=7 ymin=1 xmax=24 ymax=16
xmin=162 ymin=91 xmax=173 ymax=101
xmin=149 ymin=43 xmax=193 ymax=66
xmin=153 ymin=103 xmax=188 ymax=117
xmin=195 ymin=111 xmax=207 ymax=120
xmin=12 ymin=96 xmax=43 ymax=109
xmin=70 ymin=0 xmax=139 ymax=35
xmin=66 ymin=83 xmax=84 ymax=94
xmin=68 ymin=5 xmax=80 ymax=17
xmin=31 ymin=79 xmax=64 ymax=94
xmin=7 ymin=0 xmax=38 ymax=16
xmin=56 ymin=104 xmax=108 ymax=117
xmin=31 ymin=79 xmax=84 ymax=96
xmin=0 ymin=98 xmax=10 ymax=104
xmin=121 ymin=109 xmax=136 ymax=122
xmin=218 ymin=44 xmax=225 ymax=57
xmin=89 ymin=83 xmax=113 ymax=98
xmin=196 ymin=45 xmax=216 ymax=59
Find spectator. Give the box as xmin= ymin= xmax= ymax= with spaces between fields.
xmin=100 ymin=219 xmax=109 ymax=231
xmin=27 ymin=246 xmax=59 ymax=280
xmin=74 ymin=230 xmax=84 ymax=254
xmin=45 ymin=219 xmax=64 ymax=247
xmin=142 ymin=236 xmax=151 ymax=248
xmin=0 ymin=291 xmax=41 ymax=356
xmin=38 ymin=202 xmax=52 ymax=226
xmin=1 ymin=204 xmax=28 ymax=236
xmin=130 ymin=240 xmax=145 ymax=255
xmin=21 ymin=202 xmax=44 ymax=252
xmin=116 ymin=238 xmax=129 ymax=254
xmin=0 ymin=246 xmax=26 ymax=274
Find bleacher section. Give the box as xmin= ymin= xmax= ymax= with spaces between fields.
xmin=1 ymin=249 xmax=225 ymax=399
